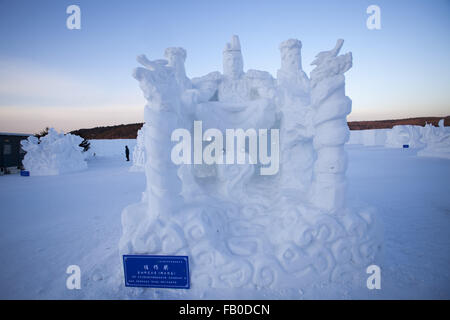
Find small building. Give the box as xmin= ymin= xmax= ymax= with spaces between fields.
xmin=0 ymin=132 xmax=31 ymax=173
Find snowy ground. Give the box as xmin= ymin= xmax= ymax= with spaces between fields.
xmin=0 ymin=144 xmax=449 ymax=299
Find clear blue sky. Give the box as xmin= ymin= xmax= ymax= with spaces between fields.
xmin=0 ymin=0 xmax=449 ymax=133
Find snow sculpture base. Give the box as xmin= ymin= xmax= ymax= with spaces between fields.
xmin=119 ymin=36 xmax=382 ymax=296
xmin=120 ymin=190 xmax=381 ymax=292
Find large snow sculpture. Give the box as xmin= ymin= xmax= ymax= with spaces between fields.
xmin=21 ymin=128 xmax=87 ymax=176
xmin=120 ymin=36 xmax=382 ymax=296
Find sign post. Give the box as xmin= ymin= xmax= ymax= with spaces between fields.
xmin=123 ymin=255 xmax=190 ymax=289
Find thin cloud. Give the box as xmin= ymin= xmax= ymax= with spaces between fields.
xmin=0 ymin=57 xmax=144 ymax=107
xmin=0 ymin=104 xmax=143 ymax=134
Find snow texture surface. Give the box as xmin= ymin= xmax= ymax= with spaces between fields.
xmin=0 ymin=141 xmax=448 ymax=299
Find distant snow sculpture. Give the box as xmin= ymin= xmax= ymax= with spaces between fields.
xmin=418 ymin=119 xmax=450 ymax=159
xmin=129 ymin=126 xmax=146 ymax=172
xmin=382 ymin=120 xmax=449 ymax=158
xmin=385 ymin=125 xmax=425 ymax=148
xmin=119 ymin=36 xmax=382 ymax=296
xmin=21 ymin=128 xmax=87 ymax=176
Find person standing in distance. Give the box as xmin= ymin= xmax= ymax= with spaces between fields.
xmin=125 ymin=145 xmax=130 ymax=161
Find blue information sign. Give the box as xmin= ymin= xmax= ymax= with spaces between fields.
xmin=123 ymin=255 xmax=190 ymax=289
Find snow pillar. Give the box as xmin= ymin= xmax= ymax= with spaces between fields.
xmin=277 ymin=39 xmax=313 ymax=193
xmin=133 ymin=54 xmax=184 ymax=218
xmin=309 ymin=39 xmax=352 ymax=212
